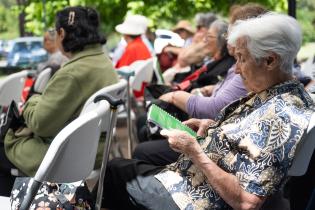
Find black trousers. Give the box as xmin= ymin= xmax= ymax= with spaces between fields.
xmin=132 ymin=140 xmax=180 ymax=166
xmin=99 ymin=158 xmax=179 ymax=210
xmin=0 ymin=144 xmax=16 ymax=196
xmin=287 ymin=151 xmax=315 ymax=210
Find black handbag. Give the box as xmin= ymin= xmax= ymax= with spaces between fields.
xmin=144 ymin=84 xmax=189 ymax=122
xmin=0 ymin=100 xmax=25 ymax=144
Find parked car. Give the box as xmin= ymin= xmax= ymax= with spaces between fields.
xmin=5 ymin=37 xmax=48 ymax=68
xmin=0 ymin=40 xmax=9 ymax=58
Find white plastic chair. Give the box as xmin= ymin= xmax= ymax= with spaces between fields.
xmin=129 ymin=58 xmax=154 ymax=92
xmin=81 ymin=80 xmax=127 ymax=209
xmin=19 ymin=94 xmax=123 ymax=210
xmin=0 ymin=196 xmax=10 ymax=210
xmin=117 ymin=58 xmax=154 ymax=155
xmin=33 ymin=67 xmax=52 ymax=93
xmin=288 ymin=112 xmax=315 ymax=176
xmin=81 ymin=79 xmax=127 ymax=114
xmin=0 ymin=70 xmax=29 ymax=107
xmin=81 ymin=79 xmax=127 ymax=159
xmin=80 ymin=79 xmax=127 ymax=180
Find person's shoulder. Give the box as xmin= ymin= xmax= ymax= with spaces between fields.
xmin=269 ymin=91 xmax=314 ymax=120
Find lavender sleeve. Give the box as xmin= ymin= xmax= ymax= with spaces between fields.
xmin=186 ymin=74 xmax=247 ymax=119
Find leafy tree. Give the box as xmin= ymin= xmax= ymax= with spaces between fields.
xmin=16 ymin=0 xmax=288 ymax=36
xmin=3 ymin=0 xmax=314 ymax=44
xmin=0 ymin=0 xmax=19 ymax=39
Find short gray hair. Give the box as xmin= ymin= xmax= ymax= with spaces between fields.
xmin=211 ymin=19 xmax=228 ymax=56
xmin=195 ymin=12 xmax=217 ymax=29
xmin=228 ymin=12 xmax=302 ymax=74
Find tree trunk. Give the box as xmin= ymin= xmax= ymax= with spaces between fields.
xmin=16 ymin=0 xmax=27 ymax=37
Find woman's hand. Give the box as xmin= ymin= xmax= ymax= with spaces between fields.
xmin=160 ymin=129 xmax=203 ymax=157
xmin=159 ymin=92 xmax=174 ymax=103
xmin=183 ymin=118 xmax=215 ymax=137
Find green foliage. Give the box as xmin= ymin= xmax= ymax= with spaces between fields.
xmin=297 ymin=8 xmax=315 ymax=43
xmin=25 ymin=0 xmax=69 ymax=35
xmin=0 ymin=0 xmax=313 ymax=45
xmin=0 ymin=6 xmax=8 ymax=32
xmin=18 ymin=0 xmax=289 ymax=36
xmin=0 ymin=2 xmax=19 ymax=39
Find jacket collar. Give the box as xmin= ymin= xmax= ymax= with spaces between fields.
xmin=62 ymin=44 xmax=104 ymax=67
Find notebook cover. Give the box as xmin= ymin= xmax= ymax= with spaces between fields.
xmin=148 ymin=104 xmax=197 ymax=137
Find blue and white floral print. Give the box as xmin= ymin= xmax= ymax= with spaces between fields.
xmin=155 ymin=80 xmax=314 ymax=210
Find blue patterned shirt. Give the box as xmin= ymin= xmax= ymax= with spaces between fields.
xmin=155 ymin=80 xmax=314 ymax=210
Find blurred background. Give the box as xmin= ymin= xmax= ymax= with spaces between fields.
xmin=0 ymin=0 xmax=314 ymax=73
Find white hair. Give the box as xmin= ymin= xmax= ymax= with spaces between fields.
xmin=228 ymin=12 xmax=302 ymax=74
xmin=211 ymin=19 xmax=228 ymax=52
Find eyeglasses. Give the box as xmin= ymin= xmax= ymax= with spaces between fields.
xmin=204 ymin=34 xmax=217 ymax=42
xmin=47 ymin=28 xmax=56 ymax=36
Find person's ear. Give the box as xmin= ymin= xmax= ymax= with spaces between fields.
xmin=265 ymin=53 xmax=279 ymax=71
xmin=58 ymin=28 xmax=66 ymax=41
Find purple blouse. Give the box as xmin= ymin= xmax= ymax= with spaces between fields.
xmin=186 ymin=65 xmax=247 ymax=119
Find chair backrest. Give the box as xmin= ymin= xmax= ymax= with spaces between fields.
xmin=81 ymin=79 xmax=127 ymax=114
xmin=81 ymin=79 xmax=127 ymax=132
xmin=0 ymin=70 xmax=28 ymax=106
xmin=288 ymin=112 xmax=315 ymax=176
xmin=33 ymin=67 xmax=52 ymax=93
xmin=34 ymin=100 xmax=111 ymax=183
xmin=129 ymin=58 xmax=154 ymax=91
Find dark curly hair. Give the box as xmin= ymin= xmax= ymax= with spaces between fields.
xmin=55 ymin=6 xmax=106 ymax=53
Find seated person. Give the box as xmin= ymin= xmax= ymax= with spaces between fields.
xmin=114 ymin=15 xmax=152 ymax=98
xmin=114 ymin=15 xmax=152 ymax=68
xmin=153 ymin=29 xmax=185 ymax=73
xmin=98 ymin=13 xmax=314 ymax=210
xmin=111 ymin=15 xmax=154 ymax=67
xmin=134 ymin=3 xmax=267 ymax=165
xmin=37 ymin=29 xmax=68 ymax=72
xmin=176 ymin=12 xmax=217 ymax=68
xmin=173 ymin=20 xmax=194 ymax=47
xmin=0 ymin=6 xmax=118 ymax=196
xmin=159 ymin=20 xmax=195 ymax=58
xmin=172 ymin=19 xmax=235 ymax=90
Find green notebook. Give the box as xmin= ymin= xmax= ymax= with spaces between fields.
xmin=148 ymin=104 xmax=197 ymax=137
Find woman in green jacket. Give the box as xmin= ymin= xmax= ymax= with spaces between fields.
xmin=0 ymin=6 xmax=118 ymax=195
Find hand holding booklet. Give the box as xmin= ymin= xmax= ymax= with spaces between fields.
xmin=147 ymin=104 xmax=197 ymax=137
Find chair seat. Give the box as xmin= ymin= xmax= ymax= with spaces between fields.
xmin=0 ymin=196 xmax=11 ymax=210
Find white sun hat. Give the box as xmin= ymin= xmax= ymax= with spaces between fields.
xmin=115 ymin=15 xmax=149 ymax=35
xmin=154 ymin=29 xmax=185 ymax=54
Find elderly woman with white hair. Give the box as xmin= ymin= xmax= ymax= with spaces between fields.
xmin=97 ymin=13 xmax=314 ymax=210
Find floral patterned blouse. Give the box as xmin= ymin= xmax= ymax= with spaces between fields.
xmin=155 ymin=80 xmax=314 ymax=210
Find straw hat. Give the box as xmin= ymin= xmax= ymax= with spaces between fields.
xmin=116 ymin=15 xmax=149 ymax=35
xmin=173 ymin=20 xmax=195 ymax=34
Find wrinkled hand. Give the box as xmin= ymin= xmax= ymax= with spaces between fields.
xmin=160 ymin=129 xmax=203 ymax=157
xmin=159 ymin=92 xmax=174 ymax=103
xmin=183 ymin=118 xmax=215 ymax=137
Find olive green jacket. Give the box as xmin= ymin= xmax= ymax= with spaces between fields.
xmin=4 ymin=44 xmax=118 ymax=176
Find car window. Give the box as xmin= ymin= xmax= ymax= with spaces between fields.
xmin=13 ymin=42 xmax=28 ymax=53
xmin=31 ymin=41 xmax=43 ymax=50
